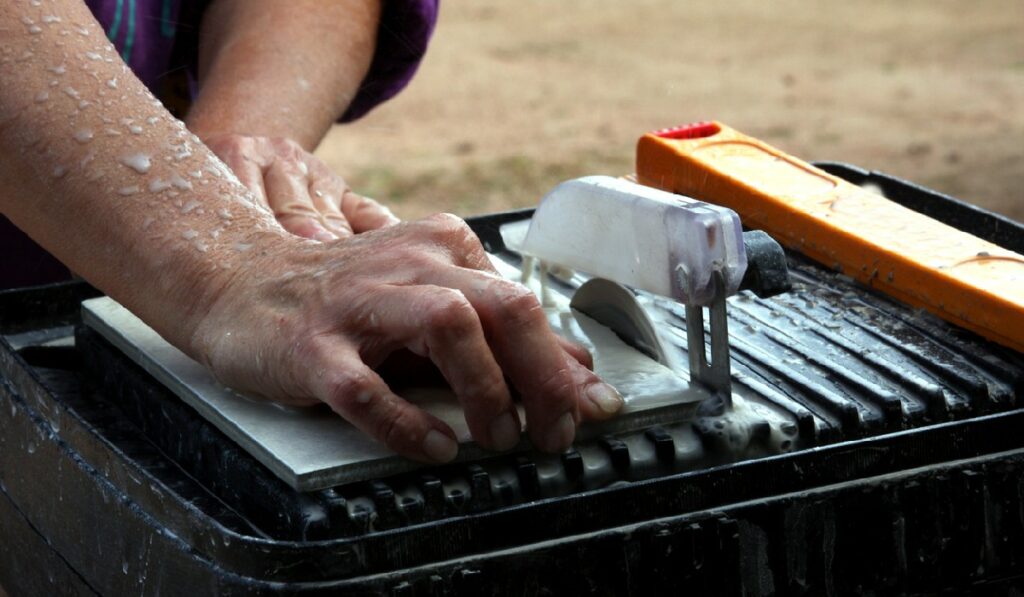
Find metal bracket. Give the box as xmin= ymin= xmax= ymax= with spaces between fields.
xmin=685 ymin=271 xmax=732 ymax=407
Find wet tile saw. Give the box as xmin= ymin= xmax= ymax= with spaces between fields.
xmin=82 ymin=175 xmax=792 ymax=491
xmin=3 ymin=122 xmax=1023 ymax=593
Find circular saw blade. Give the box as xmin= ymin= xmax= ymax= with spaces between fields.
xmin=569 ymin=278 xmax=670 ymax=367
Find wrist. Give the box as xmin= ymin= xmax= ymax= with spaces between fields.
xmin=165 ymin=220 xmax=297 ymax=355
xmin=186 ymin=100 xmax=318 ymax=150
xmin=182 ymin=227 xmax=321 ymax=367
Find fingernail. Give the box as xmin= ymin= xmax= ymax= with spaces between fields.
xmin=489 ymin=411 xmax=521 ymax=451
xmin=422 ymin=429 xmax=458 ymax=463
xmin=543 ymin=411 xmax=576 ymax=453
xmin=314 ymin=230 xmax=337 ymax=243
xmin=587 ymin=383 xmax=624 ymax=415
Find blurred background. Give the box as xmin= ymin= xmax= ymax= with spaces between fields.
xmin=316 ymin=0 xmax=1024 ymax=221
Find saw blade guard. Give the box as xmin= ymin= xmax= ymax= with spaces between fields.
xmin=503 ymin=176 xmax=747 ymax=306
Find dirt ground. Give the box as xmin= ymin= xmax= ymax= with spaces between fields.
xmin=316 ymin=0 xmax=1023 ymax=223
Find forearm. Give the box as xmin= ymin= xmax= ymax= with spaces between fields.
xmin=0 ymin=2 xmax=616 ymax=461
xmin=185 ymin=0 xmax=380 ymax=150
xmin=0 ymin=1 xmax=289 ymax=351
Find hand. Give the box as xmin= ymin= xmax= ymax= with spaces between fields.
xmin=200 ymin=134 xmax=398 ymax=241
xmin=189 ymin=214 xmax=625 ymax=463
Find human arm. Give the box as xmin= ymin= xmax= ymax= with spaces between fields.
xmin=0 ymin=1 xmax=623 ymax=461
xmin=185 ymin=0 xmax=397 ymax=240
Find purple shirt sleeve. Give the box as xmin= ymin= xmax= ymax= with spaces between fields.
xmin=2 ymin=0 xmax=439 ymax=290
xmin=0 ymin=218 xmax=70 ymax=290
xmin=343 ymin=0 xmax=440 ymax=122
xmin=83 ymin=0 xmax=439 ymax=121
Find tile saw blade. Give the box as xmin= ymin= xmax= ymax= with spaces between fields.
xmin=569 ymin=277 xmax=670 ymax=367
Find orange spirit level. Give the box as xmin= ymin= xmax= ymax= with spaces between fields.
xmin=636 ymin=121 xmax=1024 ymax=353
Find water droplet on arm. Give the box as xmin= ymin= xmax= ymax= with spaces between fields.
xmin=204 ymin=162 xmax=225 ymax=178
xmin=119 ymin=153 xmax=151 ymax=174
xmin=74 ymin=129 xmax=93 ymax=143
xmin=172 ymin=143 xmax=193 ymax=161
xmin=168 ymin=173 xmax=192 ymax=190
xmin=147 ymin=179 xmax=171 ymax=193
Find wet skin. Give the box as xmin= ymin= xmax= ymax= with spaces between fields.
xmin=186 ymin=0 xmax=397 ymax=240
xmin=0 ymin=0 xmax=623 ymax=463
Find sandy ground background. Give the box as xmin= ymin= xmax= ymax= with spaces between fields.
xmin=317 ymin=0 xmax=1023 ymax=222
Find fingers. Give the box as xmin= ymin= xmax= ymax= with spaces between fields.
xmin=564 ymin=352 xmax=624 ymax=421
xmin=341 ymin=190 xmax=400 ymax=233
xmin=556 ymin=336 xmax=594 ymax=369
xmin=306 ymin=158 xmax=398 ymax=234
xmin=308 ymin=186 xmax=355 ymax=238
xmin=223 ymin=151 xmax=268 ymax=207
xmin=200 ymin=136 xmax=271 ymax=210
xmin=552 ymin=339 xmax=619 ymax=421
xmin=414 ymin=213 xmax=494 ymax=271
xmin=434 ymin=270 xmax=621 ymax=452
xmin=310 ymin=342 xmax=459 ymax=463
xmin=372 ymin=285 xmax=521 ymax=451
xmin=303 ymin=159 xmax=355 ymax=238
xmin=406 ymin=214 xmax=623 ymax=450
xmin=474 ymin=282 xmax=581 ymax=452
xmin=264 ymin=159 xmax=340 ymax=242
xmin=202 ymin=135 xmax=374 ymax=242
